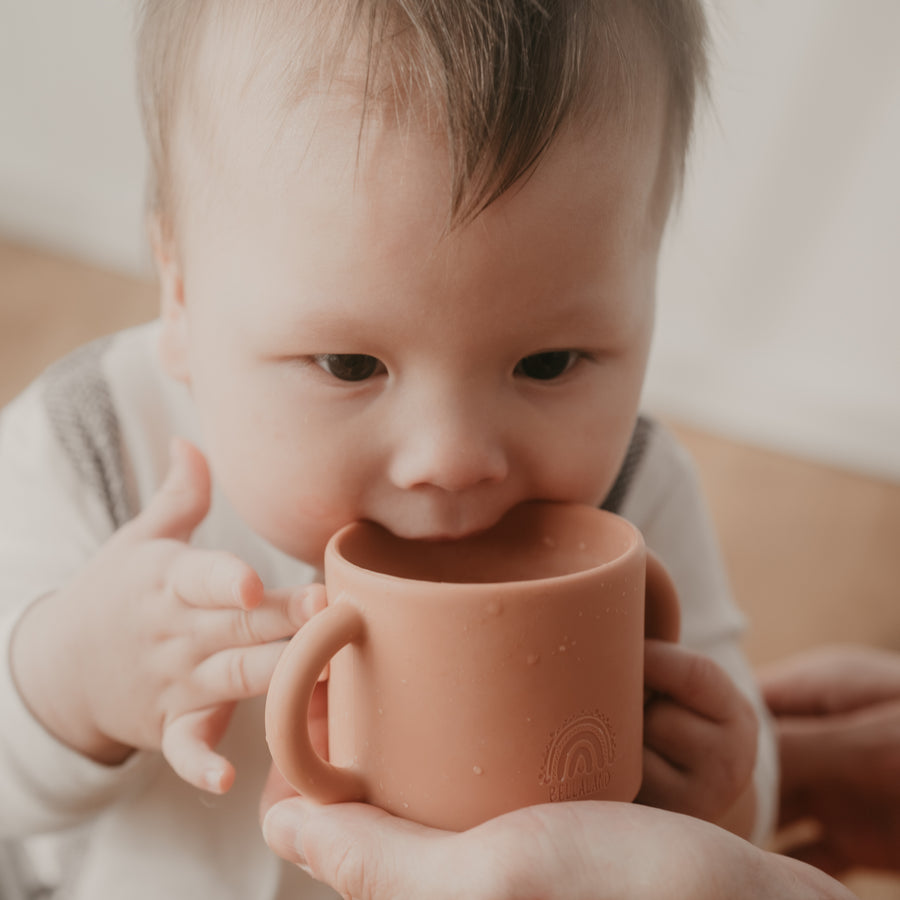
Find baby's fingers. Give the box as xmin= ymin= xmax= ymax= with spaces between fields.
xmin=162 ymin=705 xmax=237 ymax=793
xmin=192 ymin=641 xmax=288 ymax=704
xmin=639 ymin=642 xmax=757 ymax=821
xmin=639 ymin=695 xmax=755 ymax=820
xmin=644 ymin=640 xmax=746 ymax=724
xmin=163 ymin=642 xmax=291 ymax=791
xmin=170 ymin=548 xmax=264 ymax=611
xmin=636 ymin=743 xmax=691 ymax=814
xmin=196 ymin=584 xmax=326 ymax=652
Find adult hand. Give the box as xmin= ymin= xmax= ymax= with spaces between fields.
xmin=760 ymin=644 xmax=900 ymax=875
xmin=261 ymin=787 xmax=856 ymax=900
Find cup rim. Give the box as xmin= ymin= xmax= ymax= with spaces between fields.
xmin=324 ymin=501 xmax=643 ymax=591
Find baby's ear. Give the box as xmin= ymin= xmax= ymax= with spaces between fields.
xmin=149 ymin=214 xmax=191 ymax=384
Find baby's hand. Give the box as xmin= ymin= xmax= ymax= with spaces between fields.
xmin=11 ymin=439 xmax=324 ymax=793
xmin=636 ymin=640 xmax=758 ymax=831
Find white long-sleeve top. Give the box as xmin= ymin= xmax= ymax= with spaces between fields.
xmin=0 ymin=322 xmax=776 ymax=898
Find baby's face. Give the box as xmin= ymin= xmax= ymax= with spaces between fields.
xmin=159 ymin=83 xmax=669 ymax=566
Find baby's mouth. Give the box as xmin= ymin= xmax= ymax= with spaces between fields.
xmin=412 ymin=526 xmax=493 ymax=543
xmin=371 ymin=510 xmax=507 ymax=544
xmin=372 ymin=499 xmax=547 ymax=545
xmin=377 ymin=523 xmax=493 ymax=544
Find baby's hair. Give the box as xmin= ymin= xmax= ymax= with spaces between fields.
xmin=136 ymin=0 xmax=707 ymax=231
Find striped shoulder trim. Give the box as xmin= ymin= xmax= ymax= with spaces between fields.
xmin=601 ymin=416 xmax=654 ymax=514
xmin=39 ymin=336 xmax=133 ymax=529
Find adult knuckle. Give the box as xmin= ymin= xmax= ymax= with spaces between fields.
xmin=323 ymin=841 xmax=370 ymax=900
xmin=485 ymin=814 xmax=549 ymax=900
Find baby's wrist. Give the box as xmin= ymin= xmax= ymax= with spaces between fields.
xmin=10 ymin=590 xmax=133 ymax=765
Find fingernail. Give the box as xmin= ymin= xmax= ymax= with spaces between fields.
xmin=264 ymin=803 xmax=307 ymax=866
xmin=204 ymin=766 xmax=224 ymax=793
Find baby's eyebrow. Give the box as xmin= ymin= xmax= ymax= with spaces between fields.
xmin=252 ymin=302 xmax=384 ymax=345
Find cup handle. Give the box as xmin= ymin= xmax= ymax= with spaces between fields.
xmin=265 ymin=602 xmax=368 ymax=803
xmin=644 ymin=551 xmax=681 ymax=643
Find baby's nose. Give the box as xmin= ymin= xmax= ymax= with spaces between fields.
xmin=388 ymin=404 xmax=509 ymax=493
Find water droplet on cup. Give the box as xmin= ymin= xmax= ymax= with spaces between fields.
xmin=486 ymin=600 xmax=502 ymax=616
xmin=473 ymin=765 xmax=484 ymax=776
xmin=526 ymin=653 xmax=540 ymax=666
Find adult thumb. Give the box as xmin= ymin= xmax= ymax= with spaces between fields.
xmin=125 ymin=438 xmax=212 ymax=542
xmin=264 ymin=799 xmax=445 ymax=900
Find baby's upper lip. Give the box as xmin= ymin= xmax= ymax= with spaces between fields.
xmin=414 ymin=526 xmax=491 ymax=542
xmin=383 ymin=514 xmax=503 ymax=544
xmin=370 ymin=494 xmax=525 ymax=543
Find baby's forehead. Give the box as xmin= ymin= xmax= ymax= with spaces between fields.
xmin=188 ymin=5 xmax=317 ymax=106
xmin=178 ymin=3 xmax=395 ymax=165
xmin=166 ymin=0 xmax=677 ymax=229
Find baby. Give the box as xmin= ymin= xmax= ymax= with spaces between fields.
xmin=0 ymin=1 xmax=776 ymax=897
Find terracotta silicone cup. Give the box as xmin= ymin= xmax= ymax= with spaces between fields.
xmin=265 ymin=501 xmax=680 ymax=831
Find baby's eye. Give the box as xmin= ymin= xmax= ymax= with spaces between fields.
xmin=314 ymin=354 xmax=385 ymax=382
xmin=514 ymin=351 xmax=578 ymax=381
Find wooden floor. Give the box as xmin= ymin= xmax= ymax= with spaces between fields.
xmin=2 ymin=238 xmax=898 ymax=896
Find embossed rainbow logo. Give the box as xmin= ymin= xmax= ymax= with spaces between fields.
xmin=539 ymin=711 xmax=616 ymax=802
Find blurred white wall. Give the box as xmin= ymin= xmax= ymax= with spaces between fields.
xmin=0 ymin=0 xmax=149 ymax=274
xmin=646 ymin=0 xmax=900 ymax=482
xmin=1 ymin=0 xmax=898 ymax=480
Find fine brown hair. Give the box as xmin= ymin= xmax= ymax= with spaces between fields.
xmin=136 ymin=0 xmax=708 ymax=230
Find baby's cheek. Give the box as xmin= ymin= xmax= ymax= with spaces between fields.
xmin=250 ymin=483 xmax=356 ymax=563
xmin=546 ymin=451 xmax=621 ymax=509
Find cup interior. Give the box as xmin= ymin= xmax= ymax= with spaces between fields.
xmin=331 ymin=502 xmax=637 ymax=585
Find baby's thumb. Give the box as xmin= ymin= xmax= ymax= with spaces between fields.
xmin=127 ymin=438 xmax=212 ymax=542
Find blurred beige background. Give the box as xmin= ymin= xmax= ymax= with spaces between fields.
xmin=1 ymin=0 xmax=898 ymax=896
